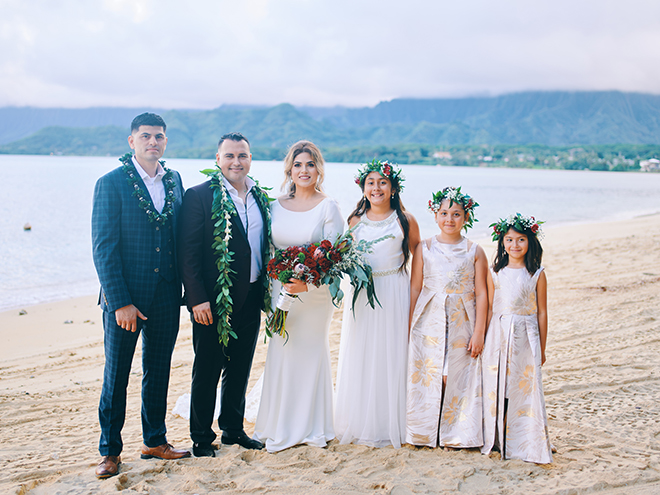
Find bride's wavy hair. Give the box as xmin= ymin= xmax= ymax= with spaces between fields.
xmin=282 ymin=141 xmax=325 ymax=197
xmin=347 ymin=172 xmax=411 ymax=272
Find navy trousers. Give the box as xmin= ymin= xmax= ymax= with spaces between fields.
xmin=98 ymin=279 xmax=180 ymax=456
xmin=190 ymin=282 xmax=262 ymax=445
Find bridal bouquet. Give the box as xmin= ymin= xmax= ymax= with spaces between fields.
xmin=265 ymin=226 xmax=393 ymax=339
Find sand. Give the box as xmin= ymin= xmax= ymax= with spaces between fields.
xmin=1 ymin=214 xmax=659 ymax=494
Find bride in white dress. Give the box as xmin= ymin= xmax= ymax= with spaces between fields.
xmin=252 ymin=141 xmax=343 ymax=453
xmin=334 ymin=161 xmax=420 ymax=448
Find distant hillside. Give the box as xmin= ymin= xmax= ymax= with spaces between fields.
xmin=3 ymin=91 xmax=660 ymax=160
xmin=301 ymin=91 xmax=660 ymax=145
xmin=0 ymin=106 xmax=166 ymax=145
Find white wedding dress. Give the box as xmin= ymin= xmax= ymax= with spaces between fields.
xmin=251 ymin=197 xmax=344 ymax=452
xmin=334 ymin=211 xmax=409 ymax=448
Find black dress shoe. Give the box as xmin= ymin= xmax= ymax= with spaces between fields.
xmin=221 ymin=431 xmax=264 ymax=450
xmin=192 ymin=443 xmax=216 ymax=457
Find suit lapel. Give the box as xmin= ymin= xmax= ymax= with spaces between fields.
xmin=255 ymin=190 xmax=271 ymax=258
xmin=127 ymin=162 xmax=156 ymax=218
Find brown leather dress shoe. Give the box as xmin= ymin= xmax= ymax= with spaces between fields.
xmin=95 ymin=455 xmax=121 ymax=479
xmin=140 ymin=443 xmax=191 ymax=460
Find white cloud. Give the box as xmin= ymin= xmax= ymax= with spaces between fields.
xmin=0 ymin=0 xmax=659 ymax=108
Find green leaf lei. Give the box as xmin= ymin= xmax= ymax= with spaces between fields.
xmin=120 ymin=153 xmax=176 ymax=224
xmin=200 ymin=166 xmax=273 ymax=347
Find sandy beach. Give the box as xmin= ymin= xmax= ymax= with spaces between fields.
xmin=1 ymin=214 xmax=659 ymax=494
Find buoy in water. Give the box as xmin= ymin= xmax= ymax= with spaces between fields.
xmin=23 ymin=223 xmax=31 ymax=231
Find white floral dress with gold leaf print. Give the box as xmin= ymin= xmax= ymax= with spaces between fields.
xmin=405 ymin=236 xmax=483 ymax=448
xmin=481 ymin=266 xmax=552 ymax=464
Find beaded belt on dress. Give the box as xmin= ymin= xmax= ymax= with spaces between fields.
xmin=372 ymin=267 xmax=400 ymax=277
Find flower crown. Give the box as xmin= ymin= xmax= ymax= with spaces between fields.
xmin=490 ymin=213 xmax=544 ymax=242
xmin=428 ymin=186 xmax=479 ymax=230
xmin=355 ymin=159 xmax=405 ymax=192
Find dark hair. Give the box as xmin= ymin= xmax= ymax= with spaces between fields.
xmin=348 ymin=176 xmax=411 ymax=271
xmin=492 ymin=225 xmax=543 ymax=275
xmin=131 ymin=113 xmax=166 ymax=132
xmin=218 ymin=132 xmax=250 ymax=149
xmin=282 ymin=140 xmax=325 ymax=197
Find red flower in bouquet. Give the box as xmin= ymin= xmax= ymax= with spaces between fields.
xmin=265 ymin=227 xmax=394 ymax=341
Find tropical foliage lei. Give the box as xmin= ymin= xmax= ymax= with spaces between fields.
xmin=490 ymin=213 xmax=544 ymax=241
xmin=200 ymin=166 xmax=273 ymax=347
xmin=428 ymin=186 xmax=479 ymax=231
xmin=120 ymin=153 xmax=176 ymax=224
xmin=355 ymin=159 xmax=405 ymax=191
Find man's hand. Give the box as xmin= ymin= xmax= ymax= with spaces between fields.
xmin=192 ymin=302 xmax=214 ymax=326
xmin=115 ymin=304 xmax=147 ymax=332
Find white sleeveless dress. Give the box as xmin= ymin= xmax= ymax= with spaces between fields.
xmin=406 ymin=236 xmax=483 ymax=448
xmin=334 ymin=211 xmax=409 ymax=448
xmin=481 ymin=266 xmax=552 ymax=464
xmin=252 ymin=197 xmax=344 ymax=453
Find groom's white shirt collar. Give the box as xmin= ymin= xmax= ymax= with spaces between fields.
xmin=222 ymin=175 xmax=256 ymax=196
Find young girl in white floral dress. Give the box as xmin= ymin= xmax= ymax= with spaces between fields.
xmin=405 ymin=187 xmax=488 ymax=449
xmin=481 ymin=214 xmax=552 ymax=464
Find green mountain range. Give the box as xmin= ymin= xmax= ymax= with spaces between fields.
xmin=2 ymin=91 xmax=660 ymax=169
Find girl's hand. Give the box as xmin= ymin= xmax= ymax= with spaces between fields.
xmin=467 ymin=333 xmax=484 ymax=358
xmin=284 ymin=278 xmax=308 ymax=294
xmin=541 ymin=351 xmax=546 ymax=366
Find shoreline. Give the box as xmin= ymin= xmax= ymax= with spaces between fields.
xmin=3 ymin=210 xmax=659 ymax=314
xmin=1 ymin=213 xmax=659 ymax=493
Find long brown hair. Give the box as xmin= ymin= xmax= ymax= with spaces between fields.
xmin=492 ymin=226 xmax=543 ymax=275
xmin=348 ymin=176 xmax=411 ymax=271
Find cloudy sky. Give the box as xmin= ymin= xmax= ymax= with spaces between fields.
xmin=1 ymin=0 xmax=659 ymax=109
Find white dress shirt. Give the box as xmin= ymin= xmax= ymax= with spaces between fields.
xmin=133 ymin=156 xmax=166 ymax=213
xmin=223 ymin=176 xmax=265 ymax=283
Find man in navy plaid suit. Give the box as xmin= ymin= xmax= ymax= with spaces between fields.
xmin=92 ymin=113 xmax=190 ymax=479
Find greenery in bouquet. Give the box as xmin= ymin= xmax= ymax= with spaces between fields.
xmin=265 ymin=226 xmax=393 ymax=340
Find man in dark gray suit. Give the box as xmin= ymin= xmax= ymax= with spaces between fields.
xmin=92 ymin=113 xmax=190 ymax=479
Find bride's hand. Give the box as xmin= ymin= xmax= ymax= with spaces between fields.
xmin=284 ymin=278 xmax=308 ymax=294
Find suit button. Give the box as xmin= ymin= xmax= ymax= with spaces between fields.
xmin=170 ymin=264 xmax=173 ymax=268
xmin=154 ymin=268 xmax=159 ymax=273
xmin=156 ymin=247 xmax=160 ymax=252
xmin=156 ymin=226 xmax=160 ymax=231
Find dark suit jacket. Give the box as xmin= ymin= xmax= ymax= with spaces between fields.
xmin=177 ymin=180 xmax=269 ymax=314
xmin=91 ymin=164 xmax=184 ymax=313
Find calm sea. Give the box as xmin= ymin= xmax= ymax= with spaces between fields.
xmin=1 ymin=154 xmax=659 ymax=311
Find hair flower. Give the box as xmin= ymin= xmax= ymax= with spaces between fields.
xmin=427 ymin=186 xmax=479 ymax=231
xmin=489 ymin=213 xmax=545 ymax=241
xmin=355 ymin=159 xmax=405 ymax=191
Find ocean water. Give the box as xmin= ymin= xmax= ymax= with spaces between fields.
xmin=1 ymin=154 xmax=659 ymax=311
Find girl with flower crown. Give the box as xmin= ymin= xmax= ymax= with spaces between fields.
xmin=334 ymin=159 xmax=420 ymax=448
xmin=481 ymin=214 xmax=552 ymax=464
xmin=405 ymin=187 xmax=488 ymax=449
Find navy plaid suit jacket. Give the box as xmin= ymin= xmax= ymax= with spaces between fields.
xmin=92 ymin=163 xmax=184 ymax=313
